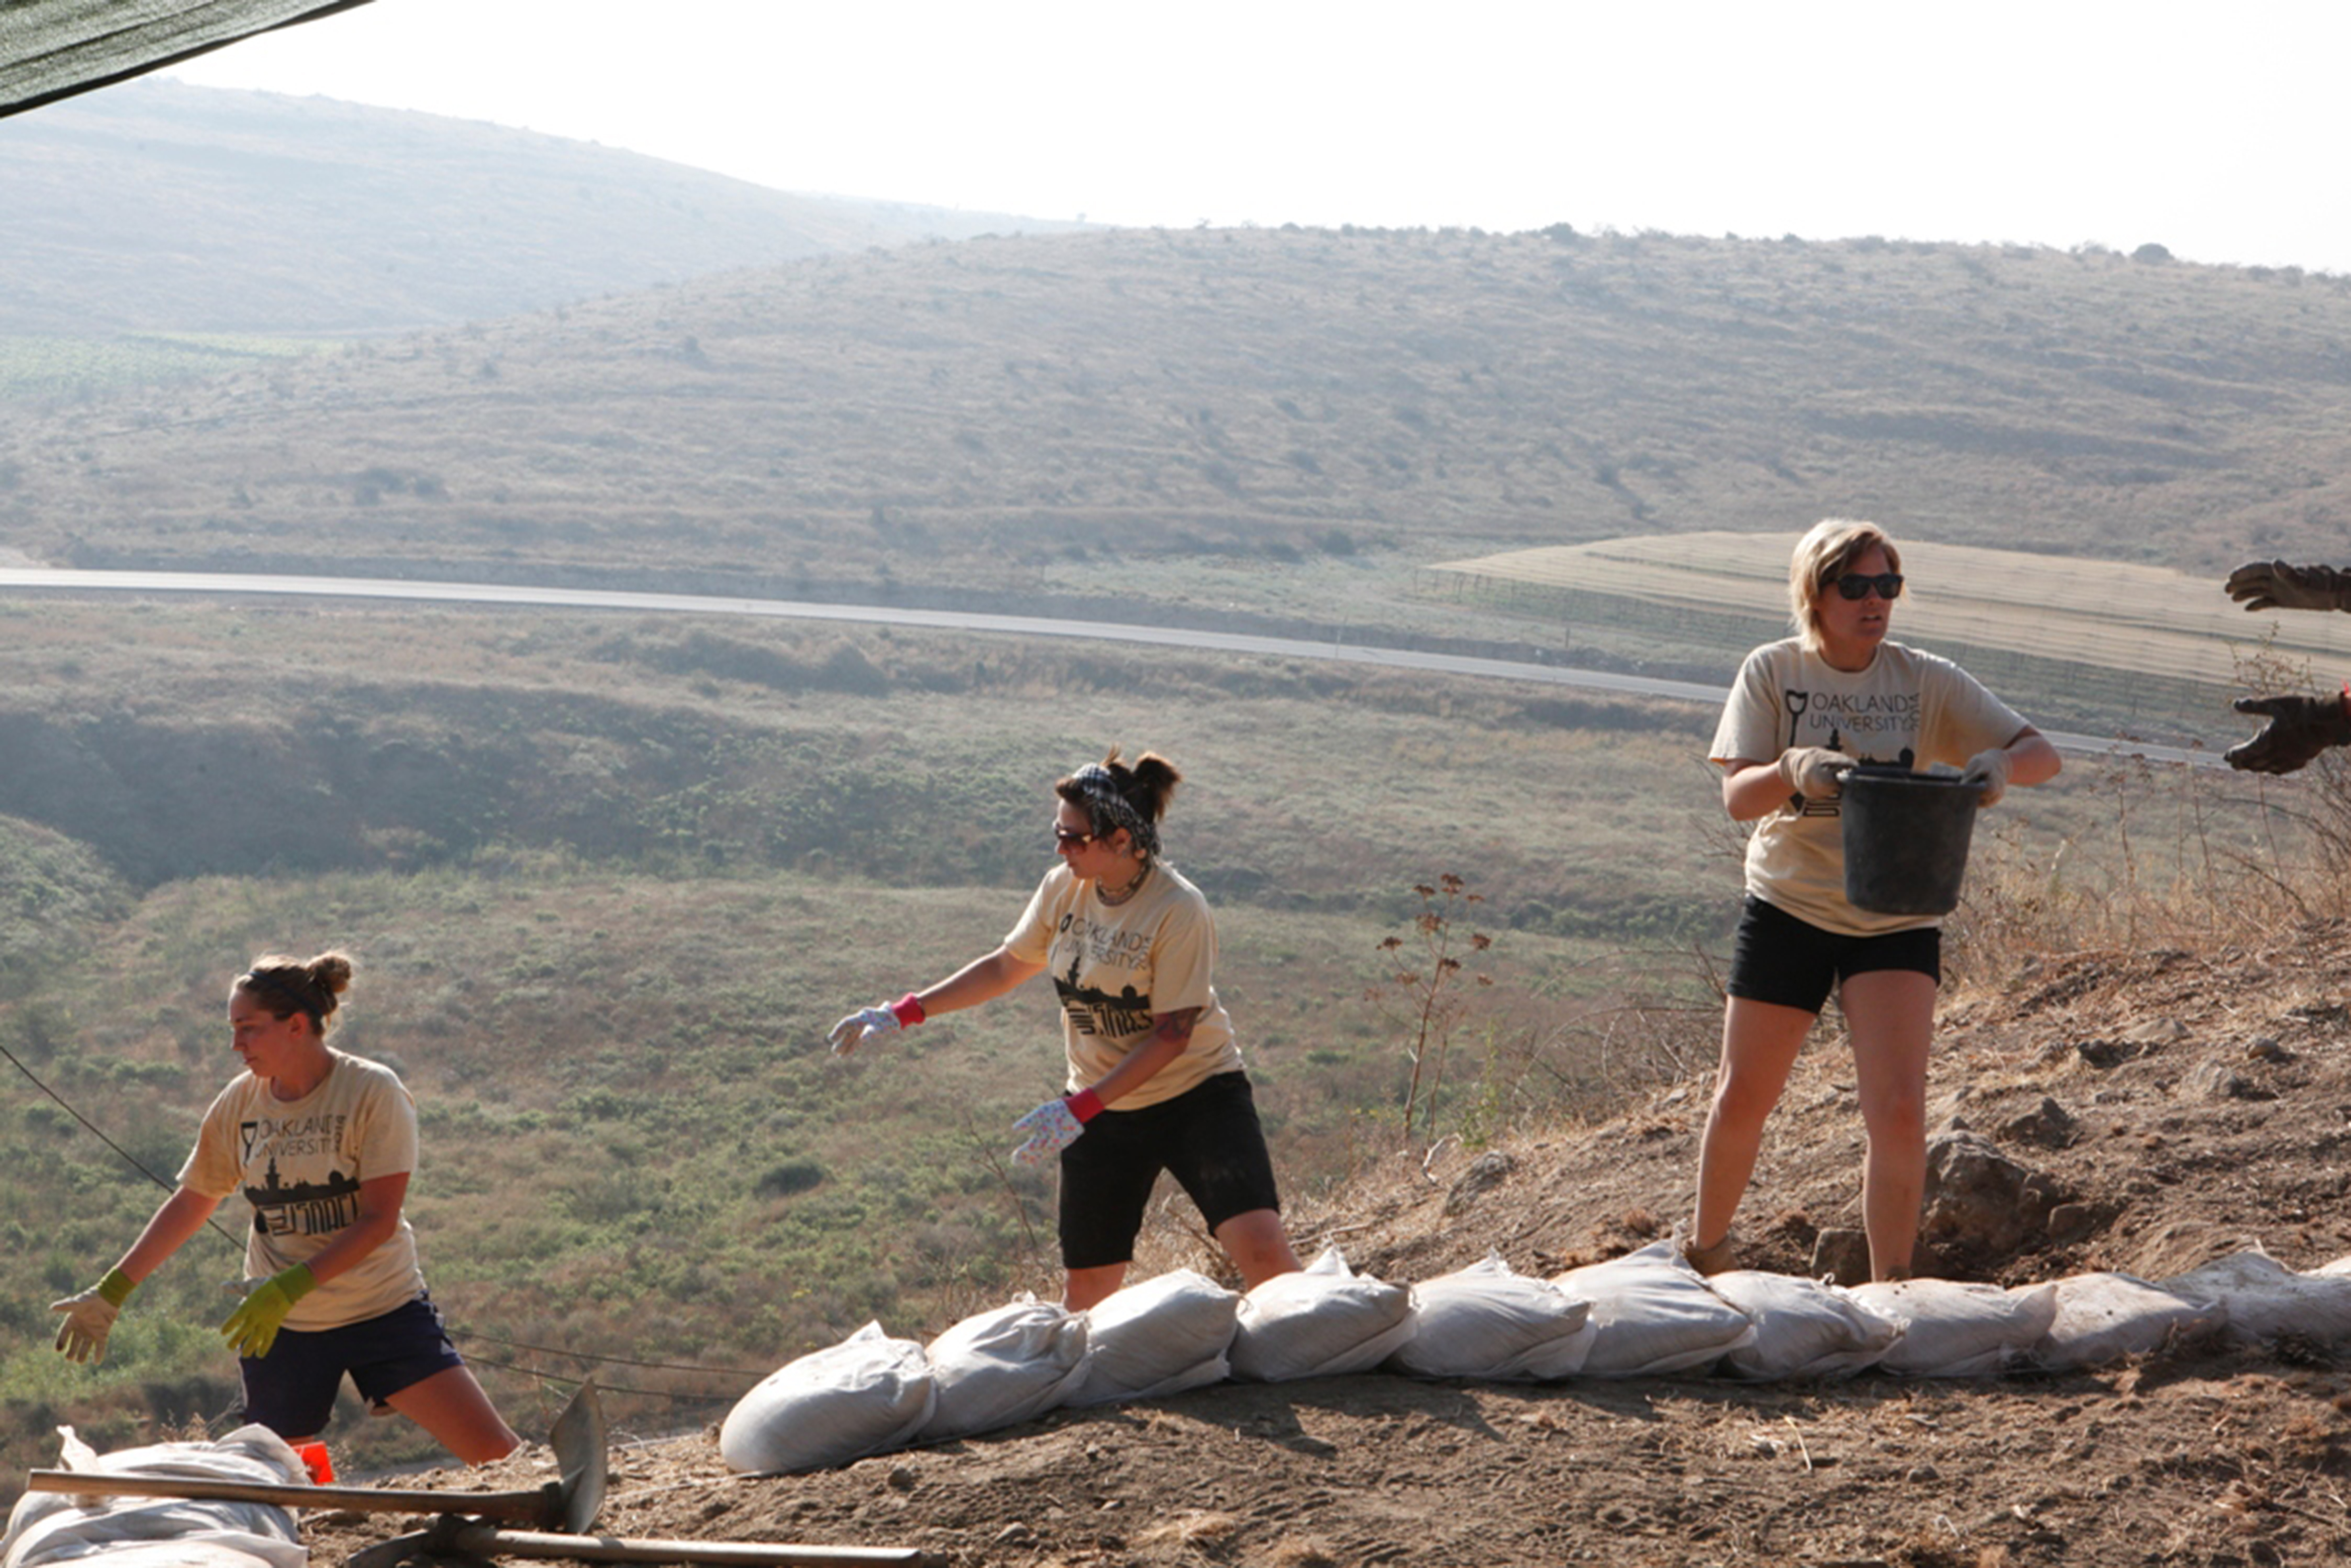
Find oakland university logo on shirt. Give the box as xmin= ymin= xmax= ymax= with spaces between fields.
xmin=1054 ymin=950 xmax=1153 ymax=1038
xmin=239 ymin=1115 xmax=363 ymax=1238
xmin=1785 ymin=687 xmax=1919 ymax=819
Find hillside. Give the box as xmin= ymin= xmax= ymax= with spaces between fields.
xmin=3 ymin=221 xmax=2348 ymax=633
xmin=297 ymin=911 xmax=2351 ymax=1567
xmin=0 ymin=78 xmax=1076 ymax=337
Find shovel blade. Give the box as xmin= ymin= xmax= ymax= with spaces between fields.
xmin=548 ymin=1379 xmax=609 ymax=1535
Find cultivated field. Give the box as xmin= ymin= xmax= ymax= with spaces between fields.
xmin=1431 ymin=532 xmax=2351 ymax=742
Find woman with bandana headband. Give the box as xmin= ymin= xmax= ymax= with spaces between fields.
xmin=829 ymin=748 xmax=1301 ymax=1310
xmin=1689 ymin=520 xmax=2060 ymax=1284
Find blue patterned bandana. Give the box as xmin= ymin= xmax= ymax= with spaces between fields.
xmin=1071 ymin=764 xmax=1160 ymax=857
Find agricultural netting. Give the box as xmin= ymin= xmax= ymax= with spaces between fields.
xmin=719 ymin=1239 xmax=2335 ymax=1475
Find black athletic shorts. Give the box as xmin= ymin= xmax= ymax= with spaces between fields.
xmin=1057 ymin=1071 xmax=1283 ymax=1271
xmin=239 ymin=1294 xmax=467 ymax=1441
xmin=1724 ymin=895 xmax=1941 ymax=1015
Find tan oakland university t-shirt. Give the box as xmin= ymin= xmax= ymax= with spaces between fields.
xmin=179 ymin=1050 xmax=428 ymax=1331
xmin=1710 ymin=637 xmax=2029 ymax=937
xmin=1003 ymin=861 xmax=1245 ymax=1109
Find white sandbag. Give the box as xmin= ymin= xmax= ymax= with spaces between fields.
xmin=2032 ymin=1272 xmax=2221 ymax=1370
xmin=917 ymin=1296 xmax=1090 ymax=1440
xmin=1385 ymin=1252 xmax=1596 ymax=1381
xmin=1850 ymin=1279 xmax=2060 ymax=1377
xmin=2164 ymin=1250 xmax=2351 ymax=1346
xmin=1706 ymin=1271 xmax=1905 ymax=1380
xmin=718 ymin=1321 xmax=936 ymax=1474
xmin=1550 ymin=1241 xmax=1757 ymax=1377
xmin=4 ymin=1425 xmax=307 ymax=1568
xmin=1068 ymin=1269 xmax=1240 ymax=1407
xmin=1231 ymin=1247 xmax=1416 ymax=1382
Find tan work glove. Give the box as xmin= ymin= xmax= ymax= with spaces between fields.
xmin=1962 ymin=748 xmax=2014 ymax=808
xmin=1776 ymin=747 xmax=1852 ymax=801
xmin=53 ymin=1268 xmax=137 ymax=1365
xmin=2227 ymin=693 xmax=2351 ymax=775
xmin=2225 ymin=561 xmax=2351 ymax=614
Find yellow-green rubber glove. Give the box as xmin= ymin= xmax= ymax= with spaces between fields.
xmin=220 ymin=1264 xmax=317 ymax=1359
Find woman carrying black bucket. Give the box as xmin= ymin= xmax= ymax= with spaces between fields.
xmin=1685 ymin=519 xmax=2060 ymax=1283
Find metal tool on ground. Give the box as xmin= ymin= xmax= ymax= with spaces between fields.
xmin=28 ymin=1380 xmax=609 ymax=1533
xmin=350 ymin=1516 xmax=944 ymax=1567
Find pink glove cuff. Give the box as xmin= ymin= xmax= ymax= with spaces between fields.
xmin=889 ymin=993 xmax=927 ymax=1027
xmin=1066 ymin=1088 xmax=1105 ymax=1122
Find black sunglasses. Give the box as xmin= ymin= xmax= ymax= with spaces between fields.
xmin=1053 ymin=825 xmax=1098 ymax=849
xmin=1831 ymin=572 xmax=1904 ymax=601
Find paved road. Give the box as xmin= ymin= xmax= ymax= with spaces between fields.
xmin=0 ymin=567 xmax=2217 ymax=767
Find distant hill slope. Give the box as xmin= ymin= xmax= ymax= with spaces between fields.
xmin=3 ymin=224 xmax=2348 ymax=597
xmin=0 ymin=77 xmax=1076 ymax=333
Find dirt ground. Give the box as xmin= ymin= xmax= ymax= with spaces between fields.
xmin=300 ymin=917 xmax=2351 ymax=1565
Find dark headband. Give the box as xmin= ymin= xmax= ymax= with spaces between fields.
xmin=1071 ymin=764 xmax=1160 ymax=857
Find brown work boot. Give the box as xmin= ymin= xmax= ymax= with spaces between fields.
xmin=1681 ymin=1231 xmax=1737 ymax=1277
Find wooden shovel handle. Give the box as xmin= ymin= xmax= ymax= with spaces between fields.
xmin=27 ymin=1469 xmax=562 ymax=1526
xmin=445 ymin=1521 xmax=944 ymax=1566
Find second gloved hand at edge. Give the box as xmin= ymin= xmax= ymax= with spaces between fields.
xmin=1010 ymin=1089 xmax=1104 ymax=1167
xmin=220 ymin=1264 xmax=317 ymax=1360
xmin=826 ymin=1007 xmax=898 ymax=1057
xmin=2227 ymin=693 xmax=2351 ymax=775
xmin=827 ymin=993 xmax=926 ymax=1057
xmin=2225 ymin=560 xmax=2351 ymax=614
xmin=1962 ymin=747 xmax=2014 ymax=807
xmin=51 ymin=1267 xmax=137 ymax=1365
xmin=1776 ymin=746 xmax=1852 ymax=801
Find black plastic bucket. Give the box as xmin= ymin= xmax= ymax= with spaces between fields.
xmin=1840 ymin=766 xmax=1983 ymax=916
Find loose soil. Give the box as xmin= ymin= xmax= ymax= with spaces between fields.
xmin=308 ymin=918 xmax=2351 ymax=1566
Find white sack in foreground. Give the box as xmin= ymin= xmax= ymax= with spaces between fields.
xmin=1705 ymin=1270 xmax=1905 ymax=1381
xmin=719 ymin=1321 xmax=936 ymax=1474
xmin=1386 ymin=1252 xmax=1597 ymax=1381
xmin=2 ymin=1425 xmax=308 ymax=1568
xmin=2034 ymin=1272 xmax=2222 ymax=1371
xmin=1069 ymin=1269 xmax=1240 ymax=1407
xmin=1550 ymin=1241 xmax=1757 ymax=1377
xmin=1231 ymin=1246 xmax=1416 ymax=1382
xmin=1850 ymin=1279 xmax=2061 ymax=1377
xmin=918 ymin=1295 xmax=1090 ymax=1440
xmin=2165 ymin=1250 xmax=2351 ymax=1346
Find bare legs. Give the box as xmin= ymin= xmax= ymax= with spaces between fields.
xmin=1061 ymin=1264 xmax=1128 ymax=1313
xmin=1060 ymin=1207 xmax=1303 ymax=1313
xmin=1692 ymin=996 xmax=1812 ymax=1258
xmin=382 ymin=1365 xmax=520 ymax=1464
xmin=1843 ymin=970 xmax=1935 ymax=1280
xmin=1212 ymin=1208 xmax=1303 ymax=1290
xmin=1691 ymin=970 xmax=1938 ymax=1282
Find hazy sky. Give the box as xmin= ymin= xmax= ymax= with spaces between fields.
xmin=171 ymin=0 xmax=2349 ymax=274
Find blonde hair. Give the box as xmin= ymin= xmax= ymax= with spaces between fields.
xmin=234 ymin=951 xmax=355 ymax=1034
xmin=1787 ymin=518 xmax=1903 ymax=654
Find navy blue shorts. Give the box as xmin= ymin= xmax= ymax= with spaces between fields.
xmin=239 ymin=1295 xmax=467 ymax=1441
xmin=1725 ymin=895 xmax=1941 ymax=1015
xmin=1057 ymin=1072 xmax=1284 ymax=1271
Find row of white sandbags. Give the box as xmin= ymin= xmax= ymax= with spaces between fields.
xmin=2 ymin=1426 xmax=306 ymax=1568
xmin=717 ymin=1241 xmax=2336 ymax=1475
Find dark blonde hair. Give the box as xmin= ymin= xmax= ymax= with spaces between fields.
xmin=1787 ymin=518 xmax=1904 ymax=654
xmin=234 ymin=951 xmax=355 ymax=1034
